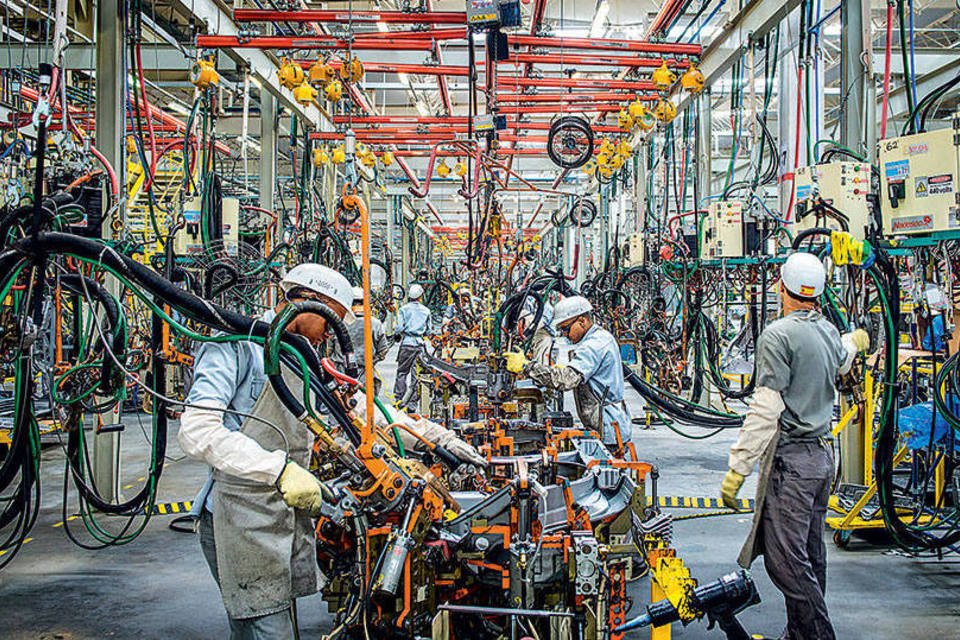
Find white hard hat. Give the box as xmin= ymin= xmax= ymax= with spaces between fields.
xmin=781 ymin=252 xmax=826 ymax=299
xmin=351 ymin=286 xmax=364 ymax=303
xmin=280 ymin=263 xmax=355 ymax=322
xmin=553 ymin=295 xmax=593 ymax=328
xmin=408 ymin=284 xmax=424 ymax=300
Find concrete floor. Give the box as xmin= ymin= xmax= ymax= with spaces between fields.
xmin=2 ymin=346 xmax=959 ymax=639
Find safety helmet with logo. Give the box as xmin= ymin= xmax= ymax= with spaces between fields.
xmin=408 ymin=284 xmax=425 ymax=300
xmin=552 ymin=295 xmax=593 ymax=329
xmin=781 ymin=252 xmax=826 ymax=299
xmin=281 ymin=263 xmax=356 ymax=322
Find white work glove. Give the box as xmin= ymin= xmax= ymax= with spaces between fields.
xmin=277 ymin=461 xmax=324 ymax=512
xmin=840 ymin=328 xmax=870 ymax=375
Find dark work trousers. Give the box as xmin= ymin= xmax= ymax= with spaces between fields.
xmin=393 ymin=344 xmax=422 ymax=408
xmin=762 ymin=440 xmax=836 ymax=640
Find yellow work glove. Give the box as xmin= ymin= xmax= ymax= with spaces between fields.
xmin=277 ymin=461 xmax=324 ymax=511
xmin=849 ymin=328 xmax=870 ymax=352
xmin=721 ymin=469 xmax=746 ymax=510
xmin=504 ymin=351 xmax=529 ymax=374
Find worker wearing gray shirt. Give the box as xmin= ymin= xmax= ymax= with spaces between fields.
xmin=720 ymin=252 xmax=867 ymax=640
xmin=329 ymin=287 xmax=390 ymax=394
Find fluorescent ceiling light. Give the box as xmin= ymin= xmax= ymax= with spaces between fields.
xmin=589 ymin=0 xmax=610 ymax=39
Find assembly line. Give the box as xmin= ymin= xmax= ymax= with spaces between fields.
xmin=0 ymin=0 xmax=959 ymax=639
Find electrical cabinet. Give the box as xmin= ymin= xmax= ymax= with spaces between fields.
xmin=793 ymin=161 xmax=872 ymax=240
xmin=878 ymin=122 xmax=960 ymax=236
xmin=702 ymin=201 xmax=744 ymax=258
xmin=175 ymin=195 xmax=239 ymax=256
xmin=621 ymin=232 xmax=644 ymax=266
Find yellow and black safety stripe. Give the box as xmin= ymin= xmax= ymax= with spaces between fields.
xmin=143 ymin=496 xmax=755 ymax=516
xmin=655 ymin=496 xmax=754 ymax=510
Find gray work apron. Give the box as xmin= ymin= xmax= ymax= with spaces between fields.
xmin=737 ymin=435 xmax=778 ymax=568
xmin=211 ymin=369 xmax=320 ymax=619
xmin=573 ymin=381 xmax=629 ymax=445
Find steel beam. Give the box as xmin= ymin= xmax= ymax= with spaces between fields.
xmin=168 ymin=0 xmax=321 ymax=128
xmin=497 ymin=76 xmax=657 ymax=91
xmin=196 ymin=35 xmax=437 ymax=51
xmin=505 ymin=53 xmax=691 ymax=69
xmin=232 ymin=9 xmax=466 ymax=24
xmin=678 ymin=0 xmax=804 ymax=113
xmin=506 ymin=35 xmax=701 ymax=56
xmin=297 ymin=60 xmax=470 ymax=77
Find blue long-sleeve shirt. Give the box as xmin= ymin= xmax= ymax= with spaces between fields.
xmin=395 ymin=301 xmax=432 ymax=347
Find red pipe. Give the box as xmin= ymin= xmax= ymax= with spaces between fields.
xmin=425 ymin=0 xmax=452 ymax=115
xmin=499 ymin=104 xmax=634 ymax=115
xmin=196 ymin=35 xmax=436 ymax=50
xmin=324 ymin=121 xmax=623 ymax=134
xmin=497 ymin=92 xmax=642 ymax=103
xmin=306 ymin=61 xmax=470 ymax=77
xmin=333 ymin=115 xmax=469 ymax=125
xmin=506 ymin=35 xmax=701 ymax=56
xmin=649 ymin=0 xmax=688 ymax=38
xmin=505 ymin=53 xmax=690 ymax=68
xmin=497 ymin=76 xmax=657 ymax=91
xmin=232 ymin=9 xmax=466 ymax=24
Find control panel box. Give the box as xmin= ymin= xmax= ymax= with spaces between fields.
xmin=702 ymin=201 xmax=744 ymax=258
xmin=175 ymin=195 xmax=240 ymax=256
xmin=793 ymin=161 xmax=872 ymax=240
xmin=878 ymin=124 xmax=960 ymax=236
xmin=621 ymin=232 xmax=644 ymax=266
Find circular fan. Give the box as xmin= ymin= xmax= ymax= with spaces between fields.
xmin=186 ymin=240 xmax=280 ymax=312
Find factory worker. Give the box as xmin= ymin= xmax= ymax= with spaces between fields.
xmin=393 ymin=283 xmax=432 ymax=410
xmin=719 ymin=252 xmax=867 ymax=640
xmin=506 ymin=296 xmax=631 ymax=448
xmin=516 ymin=297 xmax=556 ymax=365
xmin=179 ymin=263 xmax=355 ymax=639
xmin=329 ymin=286 xmax=390 ymax=394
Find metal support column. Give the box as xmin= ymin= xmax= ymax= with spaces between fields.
xmin=259 ymin=91 xmax=276 ymax=215
xmin=93 ymin=0 xmax=124 ymax=502
xmin=840 ymin=0 xmax=869 ymax=156
xmin=697 ymin=91 xmax=712 ymax=201
xmin=840 ymin=0 xmax=869 ymax=485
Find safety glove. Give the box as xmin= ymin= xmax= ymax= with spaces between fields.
xmin=504 ymin=351 xmax=529 ymax=374
xmin=277 ymin=461 xmax=325 ymax=512
xmin=720 ymin=469 xmax=746 ymax=510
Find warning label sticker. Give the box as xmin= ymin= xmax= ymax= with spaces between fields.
xmin=891 ymin=215 xmax=934 ymax=232
xmin=916 ymin=177 xmax=929 ymax=198
xmin=928 ymin=174 xmax=954 ymax=196
xmin=796 ymin=185 xmax=812 ymax=200
xmin=885 ymin=159 xmax=909 ymax=179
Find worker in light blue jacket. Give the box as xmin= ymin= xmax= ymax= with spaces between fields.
xmin=393 ymin=283 xmax=432 ymax=410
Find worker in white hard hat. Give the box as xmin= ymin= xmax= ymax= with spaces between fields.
xmin=329 ymin=286 xmax=390 ymax=394
xmin=720 ymin=252 xmax=867 ymax=640
xmin=506 ymin=295 xmax=631 ymax=449
xmin=393 ymin=283 xmax=432 ymax=410
xmin=179 ymin=262 xmax=354 ymax=639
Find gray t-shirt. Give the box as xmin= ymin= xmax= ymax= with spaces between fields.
xmin=755 ymin=309 xmax=845 ymax=440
